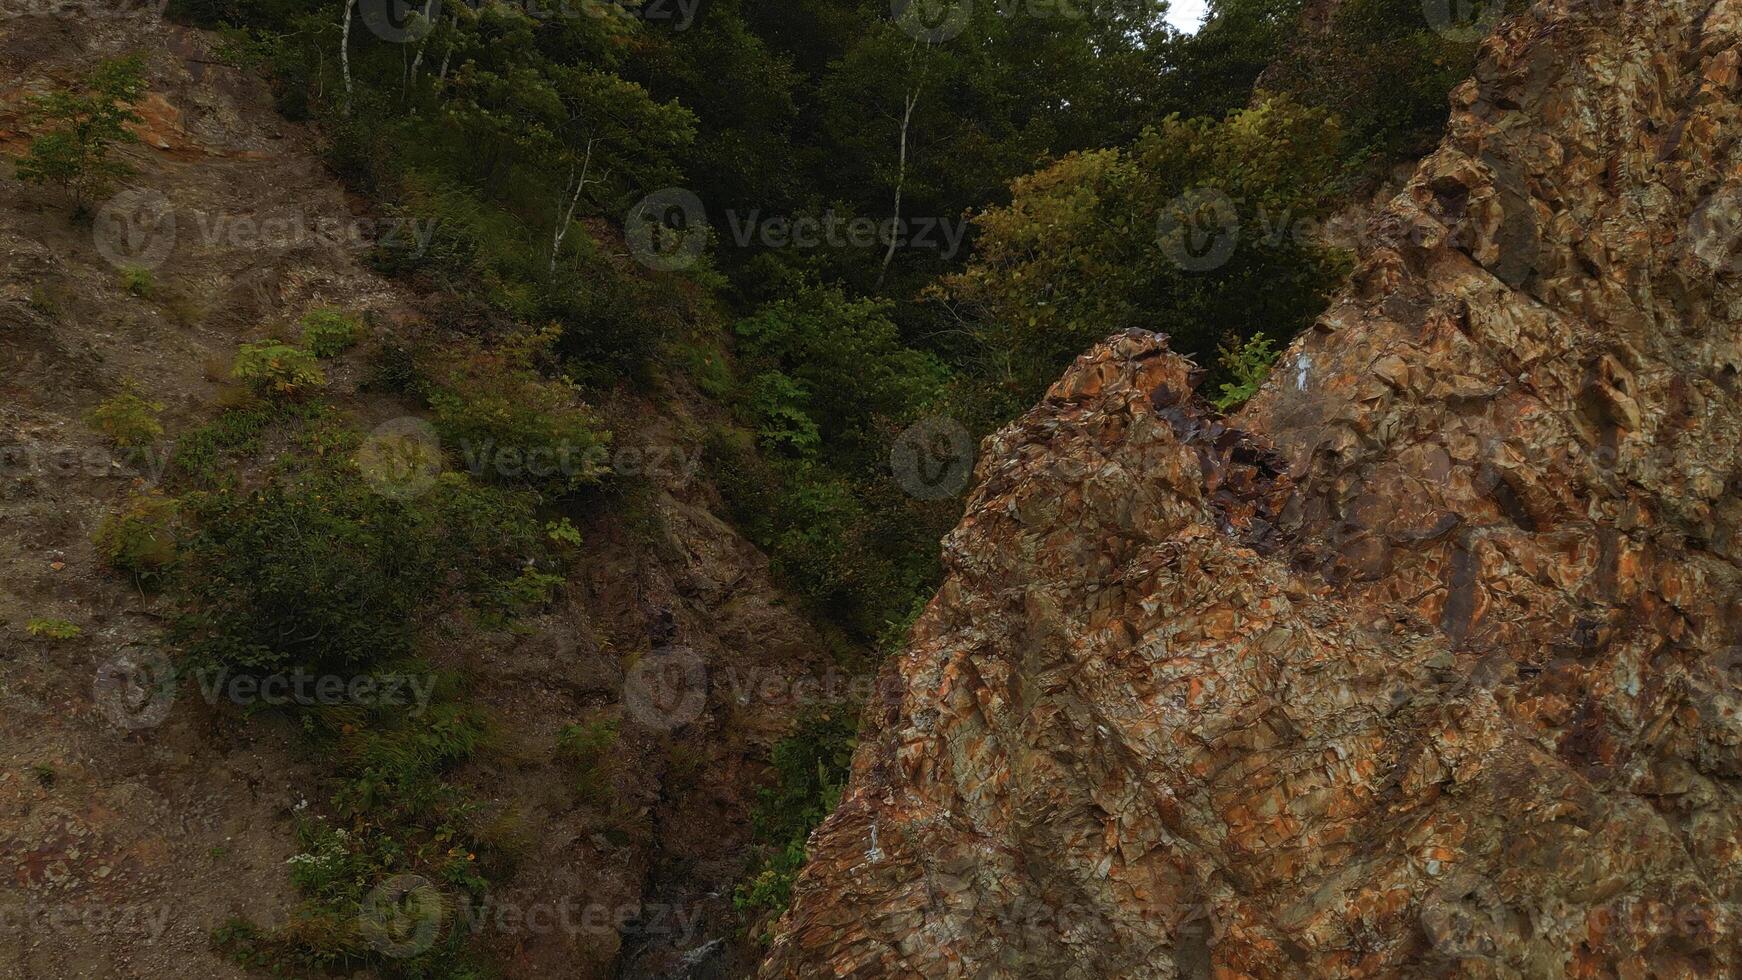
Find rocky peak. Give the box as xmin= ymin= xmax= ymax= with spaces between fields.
xmin=762 ymin=0 xmax=1742 ymax=974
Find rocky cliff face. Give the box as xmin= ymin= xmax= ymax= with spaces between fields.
xmin=762 ymin=0 xmax=1742 ymax=975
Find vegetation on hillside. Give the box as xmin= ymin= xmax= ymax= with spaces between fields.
xmin=13 ymin=54 xmax=146 ymax=213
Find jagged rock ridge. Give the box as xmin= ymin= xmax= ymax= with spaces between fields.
xmin=763 ymin=0 xmax=1742 ymax=974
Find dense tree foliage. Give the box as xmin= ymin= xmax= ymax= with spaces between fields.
xmin=159 ymin=0 xmax=1484 ymax=716
xmin=935 ymin=97 xmax=1353 ymax=417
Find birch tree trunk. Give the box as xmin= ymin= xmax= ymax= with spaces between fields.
xmin=875 ymin=87 xmax=919 ymax=291
xmin=551 ymin=139 xmax=598 ymax=273
xmin=340 ymin=0 xmax=356 ymax=114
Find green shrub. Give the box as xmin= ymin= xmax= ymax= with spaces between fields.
xmin=12 ymin=55 xmax=146 ymax=213
xmin=744 ymin=372 xmax=820 ymax=457
xmin=173 ymin=429 xmax=552 ymax=677
xmin=300 ymin=309 xmax=364 ymax=358
xmin=175 ymin=405 xmax=531 ymax=978
xmin=423 ymin=327 xmax=611 ymax=497
xmin=735 ymin=287 xmax=947 ymax=468
xmin=233 ymin=342 xmax=325 ymax=398
xmin=93 ymin=492 xmax=179 ymax=587
xmin=557 ymin=716 xmax=620 ymax=805
xmin=87 ymin=381 xmax=164 ymax=447
xmin=1211 ymin=332 xmax=1281 ymax=411
xmin=120 ymin=265 xmax=155 ymax=298
xmin=26 ymin=618 xmax=82 ymax=641
xmin=169 ymin=401 xmax=287 ymax=487
xmin=27 ymin=284 xmax=59 ymax=315
xmin=217 ymin=700 xmax=496 ymax=976
xmin=733 ymin=711 xmax=857 ymax=941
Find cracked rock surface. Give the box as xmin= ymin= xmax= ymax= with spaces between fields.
xmin=762 ymin=0 xmax=1742 ymax=975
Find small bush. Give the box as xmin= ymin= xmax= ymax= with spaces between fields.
xmin=12 ymin=55 xmax=146 ymax=213
xmin=27 ymin=618 xmax=82 ymax=640
xmin=169 ymin=402 xmax=284 ymax=486
xmin=27 ymin=284 xmax=59 ymax=315
xmin=1211 ymin=332 xmax=1281 ymax=411
xmin=93 ymin=492 xmax=179 ymax=587
xmin=299 ymin=309 xmax=364 ymax=358
xmin=233 ymin=342 xmax=325 ymax=398
xmin=87 ymin=381 xmax=164 ymax=448
xmin=557 ymin=716 xmax=620 ymax=805
xmin=733 ymin=711 xmax=857 ymax=941
xmin=120 ymin=266 xmax=155 ymax=298
xmin=174 ymin=446 xmax=551 ymax=677
xmin=423 ymin=326 xmax=611 ymax=497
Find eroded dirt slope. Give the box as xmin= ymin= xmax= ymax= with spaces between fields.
xmin=1 ymin=11 xmax=834 ymax=978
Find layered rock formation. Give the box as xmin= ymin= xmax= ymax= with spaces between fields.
xmin=762 ymin=0 xmax=1742 ymax=974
